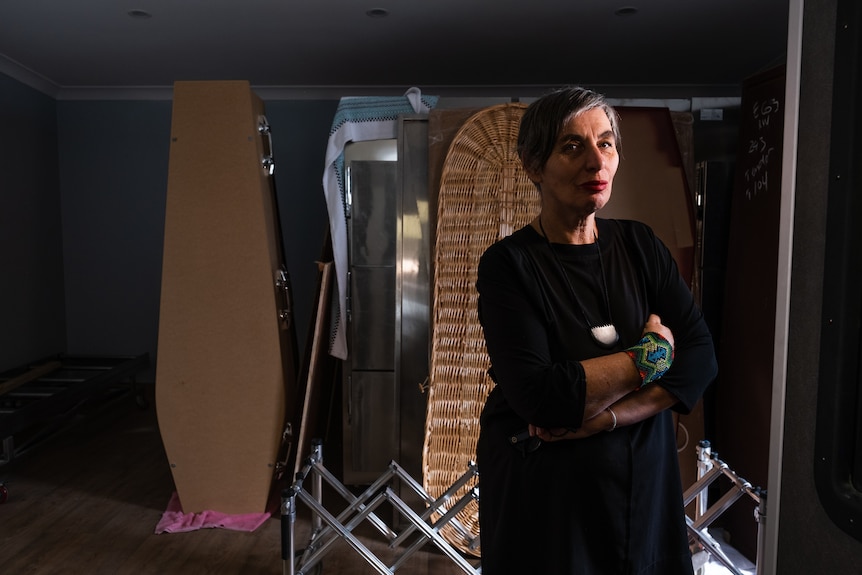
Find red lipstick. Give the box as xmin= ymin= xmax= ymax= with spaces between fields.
xmin=582 ymin=180 xmax=608 ymax=192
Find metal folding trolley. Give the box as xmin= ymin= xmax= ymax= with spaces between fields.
xmin=684 ymin=440 xmax=765 ymax=575
xmin=281 ymin=439 xmax=481 ymax=575
xmin=281 ymin=437 xmax=763 ymax=574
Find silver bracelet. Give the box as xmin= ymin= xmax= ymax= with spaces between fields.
xmin=606 ymin=407 xmax=618 ymax=432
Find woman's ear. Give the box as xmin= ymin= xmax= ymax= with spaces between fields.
xmin=523 ymin=164 xmax=542 ymax=186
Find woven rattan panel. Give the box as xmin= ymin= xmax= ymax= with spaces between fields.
xmin=423 ymin=103 xmax=539 ymax=556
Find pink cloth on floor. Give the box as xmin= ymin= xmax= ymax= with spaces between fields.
xmin=155 ymin=491 xmax=270 ymax=534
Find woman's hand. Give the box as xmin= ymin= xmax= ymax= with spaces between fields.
xmin=643 ymin=313 xmax=674 ymax=350
xmin=528 ymin=409 xmax=612 ymax=442
xmin=529 ymin=423 xmax=572 ymax=442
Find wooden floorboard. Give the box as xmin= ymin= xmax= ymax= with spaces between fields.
xmin=0 ymin=390 xmax=473 ymax=575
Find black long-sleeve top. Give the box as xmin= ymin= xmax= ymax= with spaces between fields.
xmin=475 ymin=218 xmax=717 ymax=575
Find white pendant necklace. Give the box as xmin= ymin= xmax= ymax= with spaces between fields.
xmin=539 ymin=218 xmax=620 ymax=349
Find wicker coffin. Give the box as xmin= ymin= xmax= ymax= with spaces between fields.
xmin=423 ymin=103 xmax=540 ymax=556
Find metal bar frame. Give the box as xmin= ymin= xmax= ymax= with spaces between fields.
xmin=282 ymin=439 xmax=481 ymax=575
xmin=686 ymin=440 xmax=766 ymax=575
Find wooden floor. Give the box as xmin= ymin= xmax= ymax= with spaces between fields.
xmin=0 ymin=388 xmax=473 ymax=575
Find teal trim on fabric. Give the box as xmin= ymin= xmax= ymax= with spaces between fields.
xmin=329 ymin=95 xmax=440 ymax=136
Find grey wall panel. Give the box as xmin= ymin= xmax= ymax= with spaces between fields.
xmin=778 ymin=0 xmax=862 ymax=571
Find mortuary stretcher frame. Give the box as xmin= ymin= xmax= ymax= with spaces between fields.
xmin=685 ymin=440 xmax=766 ymax=575
xmin=281 ymin=437 xmax=764 ymax=575
xmin=281 ymin=439 xmax=481 ymax=575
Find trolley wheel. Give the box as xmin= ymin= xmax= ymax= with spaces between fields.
xmin=0 ymin=483 xmax=8 ymax=504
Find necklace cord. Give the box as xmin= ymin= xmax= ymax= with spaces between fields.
xmin=538 ymin=217 xmax=618 ymax=349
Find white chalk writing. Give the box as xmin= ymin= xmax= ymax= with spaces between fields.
xmin=745 ymin=97 xmax=781 ymax=199
xmin=753 ymin=98 xmax=780 ymax=130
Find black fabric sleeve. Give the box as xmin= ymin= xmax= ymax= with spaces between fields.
xmin=624 ymin=221 xmax=718 ymax=413
xmin=477 ymin=238 xmax=588 ymax=429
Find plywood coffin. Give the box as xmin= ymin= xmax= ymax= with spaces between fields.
xmin=156 ymin=80 xmax=297 ymax=515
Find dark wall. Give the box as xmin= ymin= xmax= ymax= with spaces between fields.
xmin=54 ymin=97 xmax=336 ymax=381
xmin=777 ymin=0 xmax=862 ymax=571
xmin=56 ymin=100 xmax=171 ymax=381
xmin=0 ymin=74 xmax=66 ymax=371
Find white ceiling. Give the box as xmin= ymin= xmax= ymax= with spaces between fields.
xmin=0 ymin=0 xmax=789 ymax=98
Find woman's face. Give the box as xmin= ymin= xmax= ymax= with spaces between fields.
xmin=525 ymin=107 xmax=620 ymax=219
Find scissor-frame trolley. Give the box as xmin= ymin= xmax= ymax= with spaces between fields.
xmin=282 ymin=439 xmax=481 ymax=574
xmin=684 ymin=440 xmax=765 ymax=575
xmin=282 ymin=436 xmax=767 ymax=574
xmin=0 ymin=354 xmax=150 ymax=467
